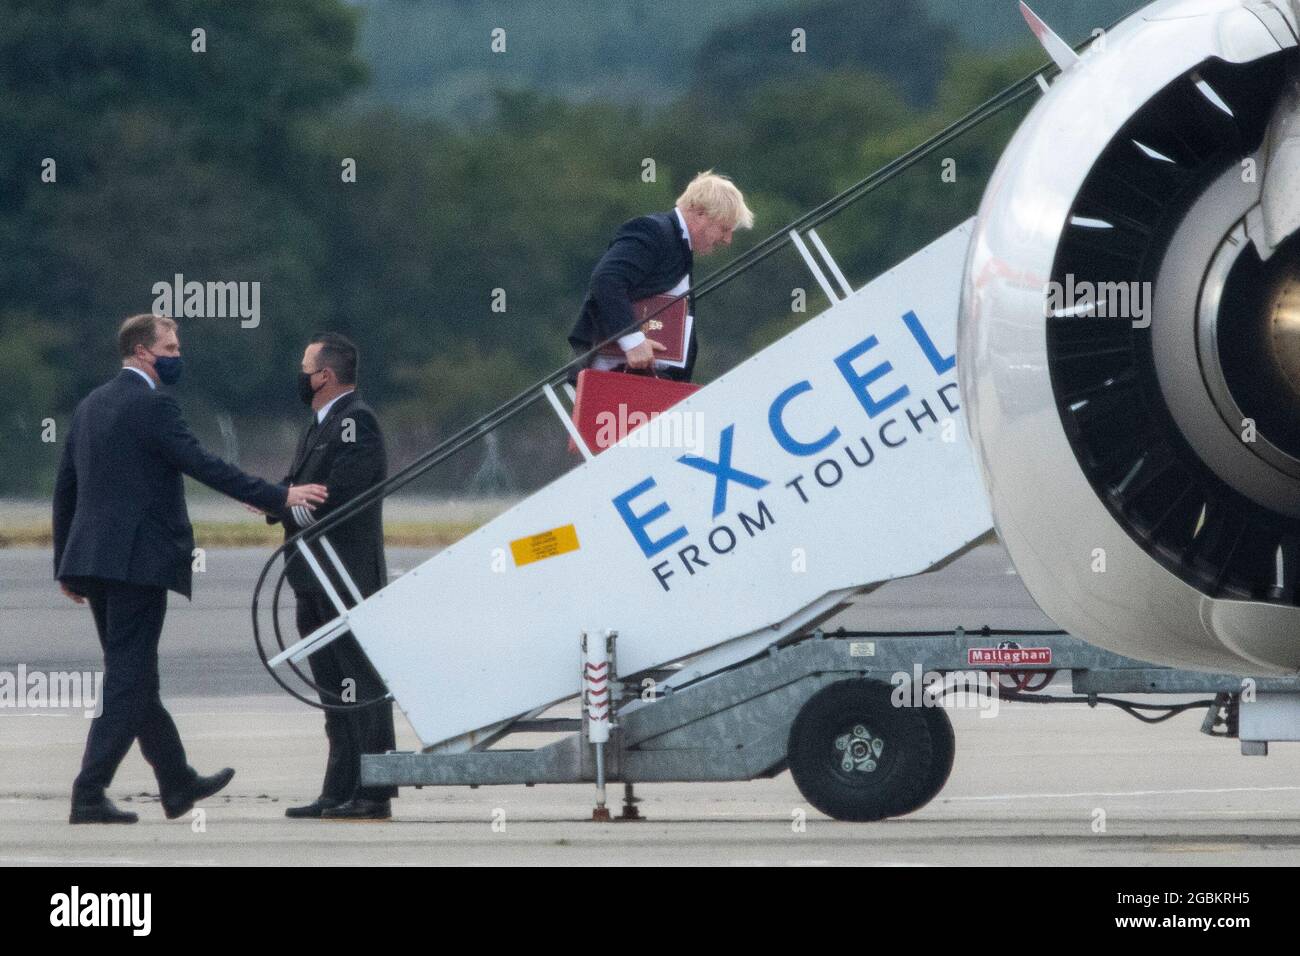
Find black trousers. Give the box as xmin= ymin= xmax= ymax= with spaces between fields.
xmin=71 ymin=578 xmax=196 ymax=804
xmin=296 ymin=593 xmax=397 ymax=802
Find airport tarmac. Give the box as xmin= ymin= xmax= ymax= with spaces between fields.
xmin=4 ymin=543 xmax=1300 ymax=865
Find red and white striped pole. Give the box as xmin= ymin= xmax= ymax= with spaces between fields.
xmin=583 ymin=629 xmax=613 ymax=821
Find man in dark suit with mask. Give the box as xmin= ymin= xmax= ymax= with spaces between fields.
xmin=53 ymin=313 xmax=330 ymax=824
xmin=568 ymin=169 xmax=754 ymax=382
xmin=272 ymin=331 xmax=396 ymax=821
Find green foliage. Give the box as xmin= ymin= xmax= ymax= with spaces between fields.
xmin=351 ymin=0 xmax=1110 ymax=121
xmin=688 ymin=0 xmax=955 ymax=111
xmin=0 ymin=0 xmax=366 ymax=428
xmin=0 ymin=0 xmax=1059 ymax=494
xmin=0 ymin=314 xmax=70 ymax=494
xmin=351 ymin=0 xmax=798 ymax=120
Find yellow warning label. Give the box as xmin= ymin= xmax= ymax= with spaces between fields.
xmin=510 ymin=524 xmax=580 ymax=567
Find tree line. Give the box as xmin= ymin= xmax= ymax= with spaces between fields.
xmin=0 ymin=0 xmax=1040 ymax=495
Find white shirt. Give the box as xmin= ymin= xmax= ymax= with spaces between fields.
xmin=316 ymin=389 xmax=354 ymax=424
xmin=124 ymin=365 xmax=156 ymax=389
xmin=603 ymin=206 xmax=693 ymax=366
xmin=291 ymin=389 xmax=355 ymax=528
xmin=674 ymin=205 xmax=693 ymax=251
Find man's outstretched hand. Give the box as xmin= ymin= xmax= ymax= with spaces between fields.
xmin=286 ymin=484 xmax=329 ymax=509
xmin=60 ymin=582 xmax=85 ymax=605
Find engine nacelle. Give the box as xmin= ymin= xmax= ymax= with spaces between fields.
xmin=960 ymin=0 xmax=1300 ymax=673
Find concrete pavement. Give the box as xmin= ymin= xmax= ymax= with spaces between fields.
xmin=3 ymin=544 xmax=1299 ymax=865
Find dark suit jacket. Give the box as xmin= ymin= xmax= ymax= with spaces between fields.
xmin=53 ymin=368 xmax=288 ymax=598
xmin=270 ymin=391 xmax=388 ymax=600
xmin=568 ymin=209 xmax=697 ymax=382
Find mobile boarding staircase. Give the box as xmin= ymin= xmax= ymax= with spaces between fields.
xmin=252 ymin=18 xmax=1300 ymax=822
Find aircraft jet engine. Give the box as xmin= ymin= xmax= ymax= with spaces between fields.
xmin=962 ymin=0 xmax=1300 ymax=673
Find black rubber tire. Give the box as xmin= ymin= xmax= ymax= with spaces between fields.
xmin=787 ymin=679 xmax=948 ymax=822
xmin=907 ymin=705 xmax=956 ymax=813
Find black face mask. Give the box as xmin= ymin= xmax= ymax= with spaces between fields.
xmin=297 ymin=370 xmax=322 ymax=406
xmin=147 ymin=350 xmax=184 ymax=386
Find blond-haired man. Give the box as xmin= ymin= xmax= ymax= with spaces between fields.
xmin=569 ymin=170 xmax=754 ymax=382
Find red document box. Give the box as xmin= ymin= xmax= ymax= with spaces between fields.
xmin=569 ymin=369 xmax=701 ymax=455
xmin=595 ymin=294 xmax=691 ymax=366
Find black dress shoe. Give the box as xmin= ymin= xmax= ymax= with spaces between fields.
xmin=320 ymin=798 xmax=391 ymax=820
xmin=162 ymin=767 xmax=235 ymax=820
xmin=70 ymin=797 xmax=138 ymax=825
xmin=285 ymin=797 xmax=344 ymax=819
